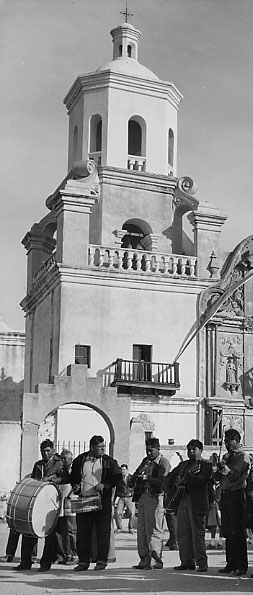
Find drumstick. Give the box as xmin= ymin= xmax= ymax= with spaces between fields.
xmin=50 ymin=498 xmax=60 ymax=510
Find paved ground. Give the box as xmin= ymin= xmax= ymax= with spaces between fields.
xmin=0 ymin=520 xmax=253 ymax=595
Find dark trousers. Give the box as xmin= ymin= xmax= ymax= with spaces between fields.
xmin=76 ymin=499 xmax=111 ymax=566
xmin=7 ymin=530 xmax=37 ymax=561
xmin=6 ymin=530 xmax=19 ymax=558
xmin=165 ymin=511 xmax=177 ymax=545
xmin=176 ymin=495 xmax=207 ymax=568
xmin=220 ymin=489 xmax=248 ymax=571
xmin=21 ymin=529 xmax=57 ymax=569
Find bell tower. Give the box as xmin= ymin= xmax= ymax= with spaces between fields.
xmin=64 ymin=19 xmax=182 ymax=176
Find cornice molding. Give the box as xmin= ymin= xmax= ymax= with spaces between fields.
xmin=21 ymin=262 xmax=215 ymax=313
xmin=64 ymin=71 xmax=183 ymax=113
xmin=98 ymin=166 xmax=178 ymax=194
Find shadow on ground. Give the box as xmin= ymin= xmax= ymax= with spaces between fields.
xmin=1 ymin=564 xmax=253 ymax=593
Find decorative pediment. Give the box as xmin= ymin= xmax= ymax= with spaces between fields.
xmin=173 ymin=176 xmax=199 ymax=212
xmin=200 ymin=234 xmax=253 ymax=319
xmin=46 ymin=159 xmax=100 ymax=210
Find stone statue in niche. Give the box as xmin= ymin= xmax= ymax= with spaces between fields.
xmin=225 ymin=357 xmax=239 ymax=394
xmin=226 ymin=358 xmax=236 ymax=385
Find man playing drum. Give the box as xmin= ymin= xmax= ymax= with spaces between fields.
xmin=70 ymin=435 xmax=124 ymax=571
xmin=13 ymin=439 xmax=67 ymax=571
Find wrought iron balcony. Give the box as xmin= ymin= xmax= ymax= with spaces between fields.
xmin=103 ymin=358 xmax=180 ymax=394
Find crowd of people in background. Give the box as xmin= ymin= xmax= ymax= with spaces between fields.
xmin=1 ymin=430 xmax=253 ymax=578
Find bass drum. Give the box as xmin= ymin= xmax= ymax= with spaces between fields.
xmin=6 ymin=477 xmax=61 ymax=538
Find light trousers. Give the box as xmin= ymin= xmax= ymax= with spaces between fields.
xmin=137 ymin=492 xmax=164 ymax=563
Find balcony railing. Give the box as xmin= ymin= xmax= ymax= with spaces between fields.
xmin=127 ymin=155 xmax=146 ymax=172
xmin=32 ymin=253 xmax=56 ymax=287
xmin=89 ymin=245 xmax=197 ymax=277
xmin=103 ymin=358 xmax=180 ymax=392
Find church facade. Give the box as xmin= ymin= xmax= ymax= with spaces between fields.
xmin=19 ymin=20 xmax=253 ymax=477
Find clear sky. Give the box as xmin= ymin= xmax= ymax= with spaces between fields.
xmin=1 ymin=0 xmax=253 ymax=330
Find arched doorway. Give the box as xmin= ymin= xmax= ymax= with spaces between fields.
xmin=121 ymin=218 xmax=153 ymax=250
xmin=39 ymin=402 xmax=113 ymax=458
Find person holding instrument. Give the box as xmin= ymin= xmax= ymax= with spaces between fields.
xmin=13 ymin=439 xmax=66 ymax=572
xmin=164 ymin=439 xmax=212 ymax=572
xmin=70 ymin=435 xmax=123 ymax=572
xmin=217 ymin=428 xmax=250 ymax=576
xmin=130 ymin=437 xmax=170 ymax=570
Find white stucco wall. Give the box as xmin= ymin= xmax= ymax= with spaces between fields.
xmin=0 ymin=421 xmax=21 ymax=496
xmin=58 ymin=276 xmax=198 ymax=399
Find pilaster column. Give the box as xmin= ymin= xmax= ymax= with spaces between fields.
xmin=188 ymin=204 xmax=227 ymax=279
xmin=141 ymin=233 xmax=160 ymax=252
xmin=51 ymin=180 xmax=98 ymax=267
xmin=113 ymin=229 xmax=126 ymax=246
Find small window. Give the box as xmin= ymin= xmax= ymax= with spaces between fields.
xmin=119 ymin=44 xmax=122 ymax=57
xmin=168 ymin=128 xmax=174 ymax=166
xmin=127 ymin=45 xmax=132 ymax=58
xmin=89 ymin=115 xmax=102 ymax=153
xmin=75 ymin=345 xmax=91 ymax=368
xmin=128 ymin=120 xmax=142 ymax=156
xmin=73 ymin=126 xmax=78 ymax=162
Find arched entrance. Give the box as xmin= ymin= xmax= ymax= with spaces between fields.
xmin=39 ymin=403 xmax=112 ymax=458
xmin=21 ymin=364 xmax=131 ymax=478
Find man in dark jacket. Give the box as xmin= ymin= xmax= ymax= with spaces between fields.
xmin=70 ymin=435 xmax=123 ymax=571
xmin=217 ymin=428 xmax=250 ymax=576
xmin=164 ymin=438 xmax=212 ymax=573
xmin=13 ymin=439 xmax=65 ymax=571
xmin=130 ymin=437 xmax=170 ymax=570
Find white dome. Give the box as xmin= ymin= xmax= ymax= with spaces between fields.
xmin=96 ymin=57 xmax=159 ymax=81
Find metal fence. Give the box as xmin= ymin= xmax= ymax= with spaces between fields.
xmin=57 ymin=441 xmax=86 ymax=457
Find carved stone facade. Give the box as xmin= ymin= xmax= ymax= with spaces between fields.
xmin=199 ymin=235 xmax=253 ymax=447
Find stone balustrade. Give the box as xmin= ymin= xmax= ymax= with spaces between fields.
xmin=127 ymin=155 xmax=146 ymax=172
xmin=88 ymin=245 xmax=197 ymax=277
xmin=32 ymin=253 xmax=56 ymax=287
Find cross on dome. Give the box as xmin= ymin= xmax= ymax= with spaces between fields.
xmin=120 ymin=3 xmax=133 ymax=23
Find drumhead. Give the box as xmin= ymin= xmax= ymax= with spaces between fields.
xmin=31 ymin=483 xmax=60 ymax=538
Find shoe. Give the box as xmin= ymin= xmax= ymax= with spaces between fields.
xmin=114 ymin=529 xmax=122 ymax=533
xmin=216 ymin=543 xmax=223 ymax=549
xmin=57 ymin=558 xmax=68 ymax=564
xmin=94 ymin=562 xmax=107 ymax=571
xmin=174 ymin=565 xmax=195 ymax=571
xmin=198 ymin=566 xmax=208 ymax=572
xmin=64 ymin=559 xmax=75 ymax=565
xmin=128 ymin=529 xmax=134 ymax=534
xmin=153 ymin=561 xmax=163 ymax=569
xmin=218 ymin=566 xmax=235 ymax=574
xmin=37 ymin=566 xmax=51 ymax=572
xmin=0 ymin=556 xmax=13 ymax=562
xmin=234 ymin=568 xmax=247 ymax=576
xmin=133 ymin=563 xmax=151 ymax=570
xmin=206 ymin=544 xmax=216 ymax=550
xmin=74 ymin=563 xmax=89 ymax=571
xmin=13 ymin=564 xmax=31 ymax=571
